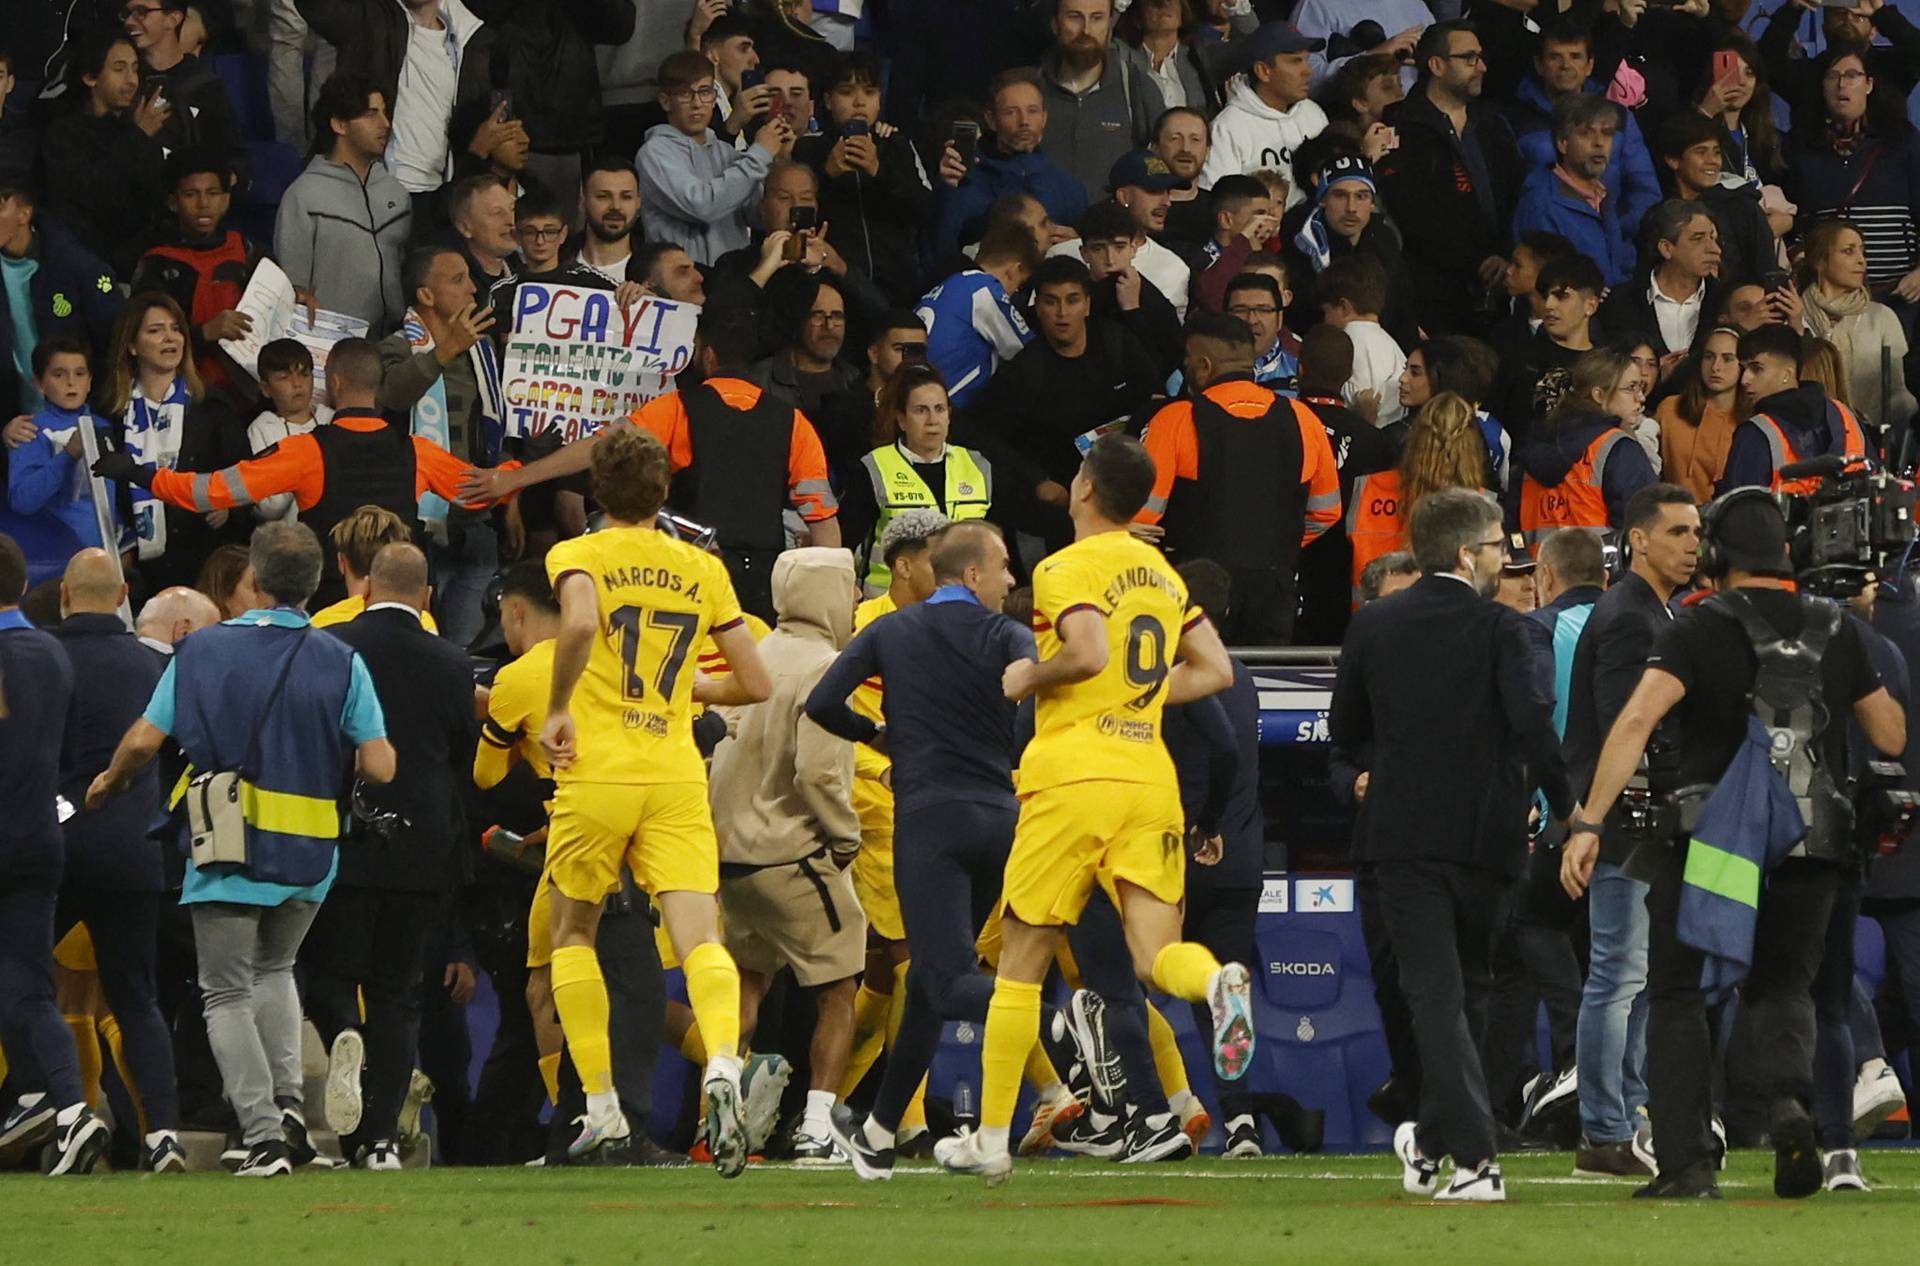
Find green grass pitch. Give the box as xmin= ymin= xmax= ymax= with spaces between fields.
xmin=6 ymin=1151 xmax=1919 ymax=1264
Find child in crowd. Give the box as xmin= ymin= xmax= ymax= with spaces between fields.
xmin=1317 ymin=255 xmax=1405 ymax=428
xmin=5 ymin=337 xmax=127 ymax=582
xmin=245 ymin=338 xmax=333 ymax=522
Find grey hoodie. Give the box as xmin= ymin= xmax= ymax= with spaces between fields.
xmin=635 ymin=123 xmax=773 ymax=266
xmin=273 ymin=154 xmax=413 ymax=333
xmin=710 ymin=547 xmax=861 ymax=867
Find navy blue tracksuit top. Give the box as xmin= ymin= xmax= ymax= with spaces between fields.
xmin=805 ymin=588 xmax=1036 ymax=818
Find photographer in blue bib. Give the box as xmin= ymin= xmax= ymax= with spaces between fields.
xmin=86 ymin=521 xmax=397 ymax=1179
xmin=837 ymin=363 xmax=993 ymax=596
xmin=1562 ymin=490 xmax=1905 ymax=1200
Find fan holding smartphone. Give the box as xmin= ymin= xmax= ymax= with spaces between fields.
xmin=1694 ymin=42 xmax=1778 ymax=191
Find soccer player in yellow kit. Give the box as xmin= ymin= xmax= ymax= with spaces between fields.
xmin=541 ymin=427 xmax=771 ymax=1175
xmin=935 ymin=434 xmax=1255 ymax=1185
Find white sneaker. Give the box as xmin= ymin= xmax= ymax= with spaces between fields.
xmin=568 ymin=1105 xmax=631 ymax=1160
xmin=1823 ymin=1149 xmax=1870 ymax=1192
xmin=1435 ymin=1162 xmax=1506 ymax=1202
xmin=324 ymin=1029 xmax=366 ymax=1136
xmin=1853 ymin=1062 xmax=1906 ymax=1140
xmin=933 ymin=1126 xmax=1012 ymax=1186
xmin=703 ymin=1070 xmax=748 ymax=1179
xmin=359 ymin=1140 xmax=403 ymax=1172
xmin=1394 ymin=1121 xmax=1438 ymax=1196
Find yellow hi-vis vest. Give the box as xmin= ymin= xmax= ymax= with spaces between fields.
xmin=860 ymin=443 xmax=992 ymax=589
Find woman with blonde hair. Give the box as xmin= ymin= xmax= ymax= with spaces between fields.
xmin=1515 ymin=348 xmax=1658 ymax=550
xmin=1345 ymin=391 xmax=1486 ymax=606
xmin=1797 ymin=219 xmax=1914 ymax=430
xmin=101 ymin=291 xmax=247 ymax=591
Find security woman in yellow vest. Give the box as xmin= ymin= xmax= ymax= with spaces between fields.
xmin=841 ymin=363 xmax=993 ymax=594
xmin=1515 ymin=348 xmax=1658 ymax=554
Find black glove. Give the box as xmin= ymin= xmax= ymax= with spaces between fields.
xmin=91 ymin=449 xmax=151 ymax=489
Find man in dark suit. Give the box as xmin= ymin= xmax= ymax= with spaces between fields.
xmin=1597 ymin=200 xmax=1726 ymax=366
xmin=1560 ymin=484 xmax=1699 ymax=1176
xmin=49 ymin=550 xmax=181 ymax=1171
xmin=1329 ymin=489 xmax=1572 ymax=1203
xmin=302 ymin=542 xmax=477 ymax=1169
xmin=0 ymin=532 xmax=104 ymax=1174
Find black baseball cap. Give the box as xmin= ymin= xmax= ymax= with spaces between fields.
xmin=1108 ymin=150 xmax=1191 ymax=194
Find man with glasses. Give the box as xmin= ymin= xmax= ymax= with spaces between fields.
xmin=638 ymin=50 xmax=789 ymax=266
xmin=124 ymin=0 xmax=249 ymax=190
xmin=1329 ymin=487 xmax=1571 ymax=1202
xmin=1224 ymin=274 xmax=1298 ymax=393
xmin=1375 ymin=19 xmax=1520 ymax=338
xmin=750 ymin=272 xmax=864 ymax=435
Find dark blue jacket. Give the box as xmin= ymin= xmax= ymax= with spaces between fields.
xmin=0 ymin=220 xmax=120 ymax=418
xmin=1512 ymin=162 xmax=1638 ymax=288
xmin=1165 ymin=659 xmax=1264 ymax=891
xmin=928 ymin=145 xmax=1090 ymax=262
xmin=0 ymin=617 xmax=75 ymax=883
xmin=1503 ymin=75 xmax=1662 ymax=234
xmin=51 ymin=612 xmax=165 ymax=891
xmin=805 ymin=589 xmax=1035 ymax=817
xmin=1869 ymin=584 xmax=1920 ymax=901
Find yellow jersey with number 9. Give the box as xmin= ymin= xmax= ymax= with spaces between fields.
xmin=1020 ymin=530 xmax=1200 ymax=794
xmin=546 ymin=527 xmax=743 ymax=786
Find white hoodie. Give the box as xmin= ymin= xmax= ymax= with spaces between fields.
xmin=1198 ymin=77 xmax=1328 ymax=209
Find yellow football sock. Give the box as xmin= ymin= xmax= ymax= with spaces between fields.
xmin=678 ymin=1020 xmax=707 ymax=1065
xmin=1145 ymin=1001 xmax=1191 ymax=1099
xmin=1025 ymin=1038 xmax=1062 ymax=1091
xmin=549 ymin=945 xmax=613 ymax=1096
xmin=1151 ymin=942 xmax=1222 ymax=1003
xmin=981 ymin=978 xmax=1042 ymax=1132
xmin=885 ymin=960 xmax=911 ymax=1048
xmin=537 ymin=1052 xmax=562 ymax=1105
xmin=682 ymin=942 xmax=741 ymax=1062
xmin=66 ymin=1015 xmax=103 ymax=1108
xmin=836 ymin=983 xmax=890 ymax=1098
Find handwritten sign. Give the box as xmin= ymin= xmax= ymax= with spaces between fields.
xmin=503 ymin=284 xmax=699 ymax=441
xmin=216 ymin=257 xmax=368 ymax=394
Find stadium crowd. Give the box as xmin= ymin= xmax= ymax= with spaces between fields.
xmin=1 ymin=0 xmax=1920 ymax=1205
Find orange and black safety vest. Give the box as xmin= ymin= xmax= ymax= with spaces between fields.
xmin=1751 ymin=401 xmax=1867 ymax=494
xmin=1518 ymin=429 xmax=1632 ymax=554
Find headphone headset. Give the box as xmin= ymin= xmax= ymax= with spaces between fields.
xmin=1696 ymin=486 xmax=1781 ymax=580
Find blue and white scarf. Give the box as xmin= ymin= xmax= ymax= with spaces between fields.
xmin=1292 ymin=208 xmax=1333 ymax=275
xmin=399 ymin=308 xmax=506 ymax=532
xmin=121 ymin=375 xmax=191 ymax=561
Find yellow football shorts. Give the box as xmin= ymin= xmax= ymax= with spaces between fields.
xmin=546 ymin=780 xmax=719 ymax=905
xmin=1000 ymin=779 xmax=1186 ymax=927
xmin=529 ymin=865 xmax=691 ymax=971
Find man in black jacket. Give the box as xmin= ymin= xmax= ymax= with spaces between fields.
xmin=460 ymin=0 xmax=635 ymax=204
xmin=1329 ymin=488 xmax=1571 ymax=1202
xmin=1598 ymin=200 xmax=1726 ymax=364
xmin=125 ymin=0 xmax=249 ymax=191
xmin=1375 ymin=20 xmax=1519 ymax=338
xmin=302 ymin=542 xmax=477 ymax=1169
xmin=48 ymin=550 xmax=181 ymax=1171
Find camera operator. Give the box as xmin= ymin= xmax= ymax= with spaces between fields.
xmin=1562 ymin=492 xmax=1905 ymax=1201
xmin=1714 ymin=326 xmax=1867 ymax=497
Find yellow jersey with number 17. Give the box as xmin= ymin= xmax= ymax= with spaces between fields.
xmin=545 ymin=527 xmax=744 ymax=786
xmin=1021 ymin=530 xmax=1200 ymax=794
